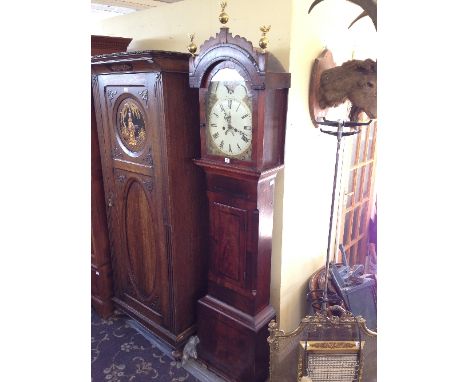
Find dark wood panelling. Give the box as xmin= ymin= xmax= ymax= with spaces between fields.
xmin=211 ymin=202 xmax=248 ymax=286
xmin=91 ymin=35 xmax=132 ymax=318
xmin=197 ymin=295 xmax=274 ymax=382
xmin=91 ymin=35 xmax=133 ymax=56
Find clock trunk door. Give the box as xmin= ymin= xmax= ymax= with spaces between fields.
xmin=210 ymin=201 xmax=248 ymax=290
xmin=99 ymin=73 xmax=170 ymax=329
xmin=207 ymin=196 xmax=258 ymax=298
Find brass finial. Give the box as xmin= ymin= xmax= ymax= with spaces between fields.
xmin=187 ymin=33 xmax=197 ymax=57
xmin=219 ymin=1 xmax=229 ymax=24
xmin=259 ymin=25 xmax=271 ymax=53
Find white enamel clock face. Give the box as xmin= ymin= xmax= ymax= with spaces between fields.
xmin=207 ymin=82 xmax=252 ymax=158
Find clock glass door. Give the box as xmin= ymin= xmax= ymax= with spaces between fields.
xmin=206 ymin=68 xmax=253 ymax=161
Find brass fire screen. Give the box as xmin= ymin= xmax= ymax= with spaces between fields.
xmin=268 ymin=307 xmax=377 ymax=382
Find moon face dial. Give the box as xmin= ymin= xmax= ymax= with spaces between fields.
xmin=206 ymin=81 xmax=253 ymax=160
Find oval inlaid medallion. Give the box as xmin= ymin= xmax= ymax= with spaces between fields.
xmin=116 ymin=98 xmax=147 ymax=153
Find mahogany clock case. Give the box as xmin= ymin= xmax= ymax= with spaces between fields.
xmin=91 ymin=50 xmax=208 ymax=353
xmin=91 ymin=35 xmax=133 ymax=319
xmin=189 ymin=29 xmax=290 ymax=173
xmin=189 ymin=28 xmax=291 ymax=382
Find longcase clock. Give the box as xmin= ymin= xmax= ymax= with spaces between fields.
xmin=189 ymin=27 xmax=290 ymax=382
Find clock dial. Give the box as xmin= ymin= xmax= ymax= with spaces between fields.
xmin=207 ymin=81 xmax=253 ymax=159
xmin=209 ymin=98 xmax=252 ymax=156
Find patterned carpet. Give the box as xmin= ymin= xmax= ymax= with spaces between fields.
xmin=91 ymin=309 xmax=200 ymax=382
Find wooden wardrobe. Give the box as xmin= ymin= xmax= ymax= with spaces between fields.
xmin=91 ymin=35 xmax=132 ymax=318
xmin=91 ymin=50 xmax=208 ymax=354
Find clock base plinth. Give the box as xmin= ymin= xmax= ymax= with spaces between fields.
xmin=197 ymin=295 xmax=275 ymax=382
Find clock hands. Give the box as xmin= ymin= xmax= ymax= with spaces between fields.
xmin=215 ymin=100 xmax=251 ymax=146
xmin=225 ymin=124 xmax=236 ymax=136
xmin=224 ymin=114 xmax=251 ymax=141
xmin=223 ymin=112 xmax=237 ymax=136
xmin=237 ymin=129 xmax=251 ymax=143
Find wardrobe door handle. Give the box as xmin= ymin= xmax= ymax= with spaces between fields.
xmin=108 ymin=197 xmax=113 ymax=207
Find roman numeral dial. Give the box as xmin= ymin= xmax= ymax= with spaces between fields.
xmin=208 ymin=97 xmax=252 ymax=157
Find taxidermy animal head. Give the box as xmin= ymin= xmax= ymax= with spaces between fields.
xmin=309 ymin=0 xmax=377 ymax=30
xmin=309 ymin=0 xmax=377 ymax=119
xmin=320 ymin=59 xmax=376 ymax=119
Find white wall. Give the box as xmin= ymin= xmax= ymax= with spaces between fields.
xmin=91 ymin=0 xmax=292 ymax=69
xmin=277 ymin=0 xmax=376 ymax=331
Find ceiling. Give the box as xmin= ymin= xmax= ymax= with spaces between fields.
xmin=92 ymin=0 xmax=184 ymax=11
xmin=91 ymin=0 xmax=186 ymax=20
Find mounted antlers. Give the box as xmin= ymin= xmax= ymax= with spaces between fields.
xmin=309 ymin=0 xmax=377 ymax=119
xmin=309 ymin=0 xmax=377 ymax=30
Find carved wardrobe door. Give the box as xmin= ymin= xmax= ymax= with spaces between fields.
xmin=92 ymin=51 xmax=208 ymax=355
xmin=100 ymin=73 xmax=171 ymax=328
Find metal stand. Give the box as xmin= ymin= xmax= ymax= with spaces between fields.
xmin=317 ymin=118 xmax=371 ymax=312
